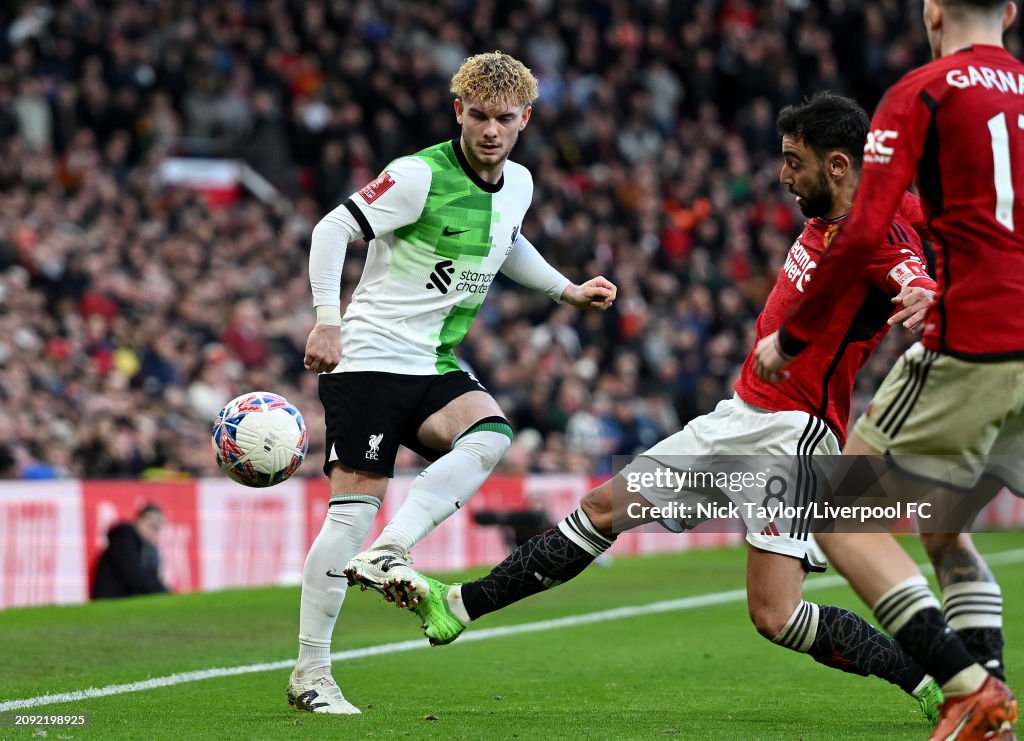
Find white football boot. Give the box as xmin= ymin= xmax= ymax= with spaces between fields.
xmin=286 ymin=667 xmax=360 ymax=714
xmin=343 ymin=547 xmax=427 ymax=607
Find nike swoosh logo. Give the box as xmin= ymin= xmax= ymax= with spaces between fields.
xmin=325 ymin=569 xmax=347 ymax=578
xmin=442 ymin=226 xmax=470 ymax=236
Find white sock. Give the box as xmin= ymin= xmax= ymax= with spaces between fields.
xmin=771 ymin=600 xmax=820 ymax=653
xmin=942 ymin=581 xmax=1002 ymax=630
xmin=873 ymin=575 xmax=940 ymax=635
xmin=447 ymin=586 xmax=472 ymax=624
xmin=373 ymin=425 xmax=511 ymax=553
xmin=296 ymin=495 xmax=380 ymax=674
xmin=942 ymin=665 xmax=990 ymax=698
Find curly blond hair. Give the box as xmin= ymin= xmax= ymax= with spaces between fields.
xmin=450 ymin=51 xmax=539 ymax=108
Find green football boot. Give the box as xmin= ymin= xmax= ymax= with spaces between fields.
xmin=411 ymin=575 xmax=467 ymax=646
xmin=916 ymin=677 xmax=944 ymax=725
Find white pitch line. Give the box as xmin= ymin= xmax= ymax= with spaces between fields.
xmin=4 ymin=547 xmax=1024 ymax=712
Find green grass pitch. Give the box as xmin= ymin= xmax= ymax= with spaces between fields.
xmin=2 ymin=532 xmax=1023 ymax=740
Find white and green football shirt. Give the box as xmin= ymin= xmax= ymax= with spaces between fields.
xmin=333 ymin=139 xmax=538 ymax=375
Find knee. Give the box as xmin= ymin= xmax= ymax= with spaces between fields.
xmin=580 ymin=488 xmax=614 ymax=536
xmin=327 ymin=464 xmax=388 ymax=502
xmin=748 ymin=595 xmax=798 ymax=641
xmin=455 ymin=417 xmax=513 ymax=469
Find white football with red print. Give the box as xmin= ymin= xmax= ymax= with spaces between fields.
xmin=211 ymin=391 xmax=308 ymax=487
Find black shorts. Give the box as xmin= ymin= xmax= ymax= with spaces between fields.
xmin=319 ymin=370 xmax=487 ymax=477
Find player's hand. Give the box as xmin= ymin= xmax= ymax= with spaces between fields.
xmin=304 ymin=323 xmax=342 ymax=373
xmin=561 ymin=276 xmax=617 ymax=310
xmin=753 ymin=330 xmax=793 ymax=383
xmin=888 ymin=285 xmax=934 ymax=334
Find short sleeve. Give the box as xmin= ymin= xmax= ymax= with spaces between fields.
xmin=343 ymin=156 xmax=432 ymax=240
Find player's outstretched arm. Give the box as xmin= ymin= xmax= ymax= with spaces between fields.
xmin=560 ymin=276 xmax=617 ymax=311
xmin=887 ymin=284 xmax=934 ymax=334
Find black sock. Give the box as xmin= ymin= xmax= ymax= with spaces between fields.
xmin=893 ymin=608 xmax=977 ymax=685
xmin=810 ymin=605 xmax=926 ymax=694
xmin=774 ymin=601 xmax=927 ymax=694
xmin=874 ymin=578 xmax=976 ymax=686
xmin=460 ymin=528 xmax=593 ymax=620
xmin=957 ymin=628 xmax=1005 ymax=681
xmin=943 ymin=582 xmax=1005 ymax=681
xmin=461 ymin=509 xmax=614 ymax=620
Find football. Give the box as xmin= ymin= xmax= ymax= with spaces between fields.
xmin=212 ymin=391 xmax=308 ymax=487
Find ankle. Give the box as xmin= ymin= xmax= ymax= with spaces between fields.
xmin=447 ymin=585 xmax=472 ymax=624
xmin=370 ymin=534 xmax=412 ymax=557
xmin=296 ymin=641 xmax=332 ymax=675
xmin=941 ymin=664 xmax=989 ymax=698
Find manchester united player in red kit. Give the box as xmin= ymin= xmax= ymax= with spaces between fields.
xmin=754 ymin=1 xmax=1022 ymax=738
xmin=378 ymin=93 xmax=949 ymax=725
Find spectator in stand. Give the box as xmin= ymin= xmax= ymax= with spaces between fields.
xmin=0 ymin=443 xmax=16 ymax=478
xmin=92 ymin=503 xmax=170 ymax=600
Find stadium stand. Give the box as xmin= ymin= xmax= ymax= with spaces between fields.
xmin=2 ymin=0 xmax=1019 ymax=480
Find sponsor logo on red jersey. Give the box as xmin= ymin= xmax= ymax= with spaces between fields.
xmin=358 ymin=172 xmax=396 ymax=204
xmin=864 ymin=129 xmax=898 ymax=164
xmin=783 ymin=240 xmax=817 ymax=293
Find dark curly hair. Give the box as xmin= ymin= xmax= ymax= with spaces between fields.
xmin=776 ymin=91 xmax=871 ymax=169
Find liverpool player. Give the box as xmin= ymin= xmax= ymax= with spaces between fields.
xmin=292 ymin=52 xmax=615 ymax=715
xmin=386 ymin=93 xmax=947 ymax=722
xmin=754 ymin=1 xmax=1022 ymax=738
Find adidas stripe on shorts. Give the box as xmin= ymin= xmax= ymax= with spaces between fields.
xmin=619 ymin=395 xmax=840 ymax=572
xmin=854 ymin=342 xmax=1024 ymax=493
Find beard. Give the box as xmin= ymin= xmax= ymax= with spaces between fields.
xmin=794 ymin=171 xmax=834 ymax=218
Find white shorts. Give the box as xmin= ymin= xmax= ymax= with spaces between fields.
xmin=619 ymin=395 xmax=840 ymax=571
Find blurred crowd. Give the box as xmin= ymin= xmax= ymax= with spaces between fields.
xmin=2 ymin=0 xmax=1018 ymax=480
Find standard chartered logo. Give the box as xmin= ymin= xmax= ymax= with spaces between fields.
xmin=425 ymin=260 xmax=455 ymax=293
xmin=425 ymin=260 xmax=495 ymax=295
xmin=456 ymin=268 xmax=496 ymax=294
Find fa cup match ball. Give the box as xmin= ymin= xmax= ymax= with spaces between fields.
xmin=212 ymin=391 xmax=308 ymax=487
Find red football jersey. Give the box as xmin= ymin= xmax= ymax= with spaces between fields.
xmin=735 ymin=203 xmax=933 ymax=443
xmin=781 ymin=46 xmax=1024 ymax=360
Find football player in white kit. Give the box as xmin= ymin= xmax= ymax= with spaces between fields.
xmin=287 ymin=51 xmax=617 ymax=713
